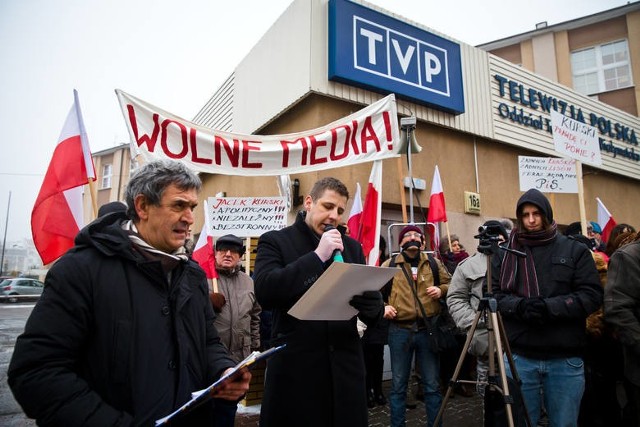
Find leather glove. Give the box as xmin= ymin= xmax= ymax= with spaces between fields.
xmin=518 ymin=297 xmax=547 ymax=325
xmin=349 ymin=290 xmax=384 ymax=325
xmin=210 ymin=292 xmax=226 ymax=313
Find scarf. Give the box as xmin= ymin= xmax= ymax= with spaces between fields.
xmin=500 ymin=221 xmax=558 ymax=297
xmin=122 ymin=220 xmax=189 ymax=276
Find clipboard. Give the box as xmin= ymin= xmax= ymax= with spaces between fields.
xmin=288 ymin=262 xmax=397 ymax=321
xmin=155 ymin=344 xmax=286 ymax=425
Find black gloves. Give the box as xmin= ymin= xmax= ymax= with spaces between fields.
xmin=349 ymin=290 xmax=384 ymax=326
xmin=518 ymin=297 xmax=548 ymax=325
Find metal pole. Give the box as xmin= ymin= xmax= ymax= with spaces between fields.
xmin=407 ymin=128 xmax=414 ymax=224
xmin=0 ymin=191 xmax=11 ymax=276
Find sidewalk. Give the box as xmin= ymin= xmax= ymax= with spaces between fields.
xmin=236 ymin=379 xmax=484 ymax=427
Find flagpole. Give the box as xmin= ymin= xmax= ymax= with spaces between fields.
xmin=445 ymin=221 xmax=452 ymax=254
xmin=397 ymin=156 xmax=408 ymax=223
xmin=73 ymin=90 xmax=98 ymax=218
xmin=0 ymin=191 xmax=10 ymax=276
xmin=575 ymin=160 xmax=588 ymax=235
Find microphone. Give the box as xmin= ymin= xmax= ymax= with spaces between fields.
xmin=323 ymin=224 xmax=344 ymax=263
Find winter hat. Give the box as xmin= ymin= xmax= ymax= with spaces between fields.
xmin=398 ymin=225 xmax=423 ymax=244
xmin=516 ymin=188 xmax=553 ymax=223
xmin=482 ymin=220 xmax=509 ymax=241
xmin=215 ymin=234 xmax=246 ymax=256
xmin=589 ymin=221 xmax=602 ymax=234
xmin=564 ymin=221 xmax=582 ymax=236
xmin=98 ymin=201 xmax=127 ymax=218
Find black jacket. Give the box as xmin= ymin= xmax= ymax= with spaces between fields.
xmin=8 ymin=213 xmax=235 ymax=426
xmin=491 ymin=233 xmax=603 ymax=359
xmin=253 ymin=212 xmax=368 ymax=427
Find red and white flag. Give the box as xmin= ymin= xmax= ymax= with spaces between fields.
xmin=427 ymin=166 xmax=447 ymax=251
xmin=347 ymin=183 xmax=363 ymax=238
xmin=31 ymin=90 xmax=96 ymax=265
xmin=360 ymin=161 xmax=382 ymax=266
xmin=596 ymin=197 xmax=617 ymax=243
xmin=427 ymin=166 xmax=447 ymax=223
xmin=192 ymin=200 xmax=218 ymax=279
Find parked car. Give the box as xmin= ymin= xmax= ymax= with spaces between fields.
xmin=0 ymin=278 xmax=45 ymax=303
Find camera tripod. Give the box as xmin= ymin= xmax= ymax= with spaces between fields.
xmin=433 ymin=232 xmax=532 ymax=427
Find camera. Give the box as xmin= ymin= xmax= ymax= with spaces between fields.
xmin=475 ymin=225 xmax=502 ymax=240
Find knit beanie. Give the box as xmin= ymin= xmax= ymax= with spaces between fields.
xmin=398 ymin=225 xmax=423 ymax=244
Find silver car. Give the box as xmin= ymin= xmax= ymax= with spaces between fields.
xmin=0 ymin=278 xmax=45 ymax=303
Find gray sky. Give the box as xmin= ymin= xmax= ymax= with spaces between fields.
xmin=0 ymin=0 xmax=628 ymax=243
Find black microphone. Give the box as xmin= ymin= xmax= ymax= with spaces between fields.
xmin=323 ymin=224 xmax=344 ymax=263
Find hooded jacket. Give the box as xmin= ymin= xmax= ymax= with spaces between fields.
xmin=8 ymin=212 xmax=235 ymax=426
xmin=491 ymin=189 xmax=603 ymax=359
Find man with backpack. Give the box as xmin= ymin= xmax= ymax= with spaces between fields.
xmin=381 ymin=225 xmax=451 ymax=427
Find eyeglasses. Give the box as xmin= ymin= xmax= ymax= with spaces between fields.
xmin=403 ymin=232 xmax=422 ymax=239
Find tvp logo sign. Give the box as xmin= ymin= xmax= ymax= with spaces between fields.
xmin=328 ymin=0 xmax=465 ymax=114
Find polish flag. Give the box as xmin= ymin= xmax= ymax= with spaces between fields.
xmin=31 ymin=90 xmax=96 ymax=265
xmin=427 ymin=166 xmax=447 ymax=251
xmin=596 ymin=197 xmax=617 ymax=243
xmin=192 ymin=200 xmax=218 ymax=279
xmin=347 ymin=183 xmax=362 ymax=238
xmin=427 ymin=166 xmax=447 ymax=223
xmin=360 ymin=161 xmax=382 ymax=266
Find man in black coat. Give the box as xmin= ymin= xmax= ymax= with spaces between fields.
xmin=253 ymin=177 xmax=384 ymax=427
xmin=492 ymin=188 xmax=603 ymax=427
xmin=8 ymin=160 xmax=251 ymax=426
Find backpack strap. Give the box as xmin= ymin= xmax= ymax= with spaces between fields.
xmin=426 ymin=253 xmax=440 ymax=288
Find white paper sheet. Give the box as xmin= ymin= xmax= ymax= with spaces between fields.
xmin=288 ymin=262 xmax=398 ymax=321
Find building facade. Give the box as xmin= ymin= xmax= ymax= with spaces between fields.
xmin=105 ymin=0 xmax=640 ymax=254
xmin=83 ymin=144 xmax=137 ymax=221
xmin=479 ymin=3 xmax=639 ymax=117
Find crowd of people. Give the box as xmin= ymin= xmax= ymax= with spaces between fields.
xmin=6 ymin=160 xmax=639 ymax=427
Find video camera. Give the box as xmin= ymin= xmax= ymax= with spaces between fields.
xmin=474 ymin=224 xmax=505 ymax=255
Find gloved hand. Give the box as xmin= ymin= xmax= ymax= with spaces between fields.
xmin=210 ymin=292 xmax=226 ymax=313
xmin=349 ymin=290 xmax=384 ymax=325
xmin=518 ymin=297 xmax=547 ymax=325
xmin=314 ymin=228 xmax=343 ymax=262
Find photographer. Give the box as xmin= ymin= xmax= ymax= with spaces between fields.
xmin=447 ymin=220 xmax=511 ymax=396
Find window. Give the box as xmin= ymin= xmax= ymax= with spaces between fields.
xmin=102 ymin=164 xmax=112 ymax=189
xmin=571 ymin=39 xmax=632 ymax=95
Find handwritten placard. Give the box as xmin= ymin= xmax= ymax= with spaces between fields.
xmin=207 ymin=197 xmax=287 ymax=237
xmin=550 ymin=109 xmax=602 ymax=166
xmin=518 ymin=156 xmax=578 ymax=194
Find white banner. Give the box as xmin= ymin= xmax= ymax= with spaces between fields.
xmin=207 ymin=197 xmax=287 ymax=237
xmin=116 ymin=90 xmax=401 ymax=176
xmin=550 ymin=109 xmax=602 ymax=166
xmin=518 ymin=156 xmax=578 ymax=193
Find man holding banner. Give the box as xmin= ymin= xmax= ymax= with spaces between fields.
xmin=253 ymin=177 xmax=384 ymax=426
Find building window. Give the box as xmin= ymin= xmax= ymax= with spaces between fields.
xmin=571 ymin=39 xmax=632 ymax=95
xmin=102 ymin=164 xmax=112 ymax=189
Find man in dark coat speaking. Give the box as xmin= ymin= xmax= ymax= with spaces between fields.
xmin=253 ymin=177 xmax=384 ymax=426
xmin=8 ymin=160 xmax=251 ymax=426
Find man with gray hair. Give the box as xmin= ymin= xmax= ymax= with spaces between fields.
xmin=8 ymin=160 xmax=251 ymax=426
